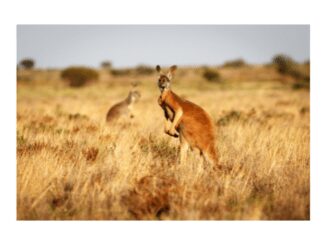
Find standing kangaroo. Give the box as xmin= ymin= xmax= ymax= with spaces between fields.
xmin=106 ymin=90 xmax=141 ymax=123
xmin=156 ymin=65 xmax=219 ymax=167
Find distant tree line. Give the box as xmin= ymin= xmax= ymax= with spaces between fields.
xmin=17 ymin=55 xmax=309 ymax=89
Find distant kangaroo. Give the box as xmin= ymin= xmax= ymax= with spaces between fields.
xmin=106 ymin=90 xmax=141 ymax=123
xmin=156 ymin=65 xmax=219 ymax=167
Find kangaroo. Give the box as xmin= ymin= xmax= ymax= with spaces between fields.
xmin=156 ymin=65 xmax=219 ymax=168
xmin=106 ymin=90 xmax=141 ymax=123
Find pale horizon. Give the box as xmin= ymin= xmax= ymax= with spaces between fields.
xmin=17 ymin=25 xmax=310 ymax=69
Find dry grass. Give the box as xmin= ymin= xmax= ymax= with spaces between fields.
xmin=17 ymin=67 xmax=310 ymax=220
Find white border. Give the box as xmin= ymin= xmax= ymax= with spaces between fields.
xmin=1 ymin=0 xmax=325 ymax=245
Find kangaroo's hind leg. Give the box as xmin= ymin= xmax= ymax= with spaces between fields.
xmin=203 ymin=145 xmax=221 ymax=171
xmin=179 ymin=135 xmax=189 ymax=165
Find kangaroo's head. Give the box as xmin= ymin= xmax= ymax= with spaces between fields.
xmin=127 ymin=90 xmax=141 ymax=104
xmin=156 ymin=65 xmax=177 ymax=92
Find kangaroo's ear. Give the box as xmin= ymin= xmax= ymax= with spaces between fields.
xmin=156 ymin=65 xmax=161 ymax=73
xmin=169 ymin=65 xmax=177 ymax=73
xmin=167 ymin=65 xmax=177 ymax=80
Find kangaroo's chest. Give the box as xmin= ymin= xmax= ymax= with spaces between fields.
xmin=158 ymin=96 xmax=175 ymax=121
xmin=163 ymin=104 xmax=175 ymax=121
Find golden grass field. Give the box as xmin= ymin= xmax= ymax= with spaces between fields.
xmin=17 ymin=66 xmax=310 ymax=220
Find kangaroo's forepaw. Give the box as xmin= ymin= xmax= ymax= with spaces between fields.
xmin=165 ymin=128 xmax=179 ymax=138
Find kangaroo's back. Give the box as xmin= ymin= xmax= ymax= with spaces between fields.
xmin=164 ymin=91 xmax=217 ymax=154
xmin=106 ymin=90 xmax=141 ymax=123
xmin=106 ymin=101 xmax=128 ymax=122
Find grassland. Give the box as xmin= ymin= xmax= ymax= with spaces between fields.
xmin=17 ymin=66 xmax=310 ymax=220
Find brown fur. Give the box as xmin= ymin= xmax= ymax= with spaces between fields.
xmin=156 ymin=65 xmax=219 ymax=167
xmin=106 ymin=90 xmax=141 ymax=123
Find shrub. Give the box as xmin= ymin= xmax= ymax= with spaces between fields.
xmin=101 ymin=61 xmax=112 ymax=70
xmin=272 ymin=54 xmax=296 ymax=74
xmin=19 ymin=58 xmax=35 ymax=69
xmin=202 ymin=68 xmax=221 ymax=82
xmin=135 ymin=65 xmax=154 ymax=75
xmin=110 ymin=68 xmax=132 ymax=76
xmin=290 ymin=69 xmax=310 ymax=82
xmin=61 ymin=67 xmax=99 ymax=87
xmin=292 ymin=81 xmax=310 ymax=90
xmin=272 ymin=54 xmax=310 ymax=83
xmin=223 ymin=59 xmax=247 ymax=68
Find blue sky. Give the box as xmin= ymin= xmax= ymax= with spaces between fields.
xmin=17 ymin=25 xmax=310 ymax=68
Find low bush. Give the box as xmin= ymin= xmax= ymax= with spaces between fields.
xmin=135 ymin=65 xmax=154 ymax=75
xmin=272 ymin=54 xmax=296 ymax=74
xmin=110 ymin=68 xmax=132 ymax=76
xmin=223 ymin=59 xmax=247 ymax=68
xmin=292 ymin=81 xmax=310 ymax=90
xmin=272 ymin=54 xmax=310 ymax=83
xmin=101 ymin=61 xmax=112 ymax=70
xmin=202 ymin=68 xmax=221 ymax=82
xmin=61 ymin=67 xmax=99 ymax=87
xmin=19 ymin=58 xmax=35 ymax=70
